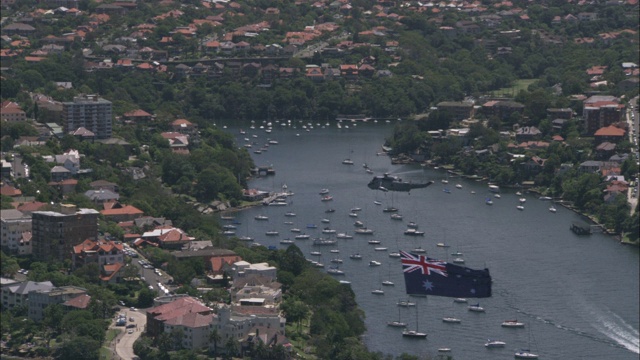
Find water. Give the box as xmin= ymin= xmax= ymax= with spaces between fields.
xmin=221 ymin=120 xmax=639 ymax=359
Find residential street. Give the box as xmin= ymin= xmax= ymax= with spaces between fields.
xmin=109 ymin=309 xmax=147 ymax=360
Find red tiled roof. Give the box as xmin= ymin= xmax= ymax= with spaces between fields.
xmin=210 ymin=255 xmax=242 ymax=272
xmin=101 ymin=205 xmax=144 ymax=216
xmin=14 ymin=201 xmax=47 ymax=212
xmin=124 ymin=109 xmax=152 ymax=117
xmin=594 ymin=125 xmax=625 ymax=137
xmin=1 ymin=185 xmax=22 ymax=197
xmin=148 ymin=297 xmax=211 ymax=318
xmin=63 ymin=294 xmax=91 ymax=309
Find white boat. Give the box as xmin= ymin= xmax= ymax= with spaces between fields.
xmin=494 ymin=194 xmax=501 ymax=198
xmin=355 ymin=228 xmax=374 ymax=235
xmin=284 ymin=221 xmax=294 ymax=225
xmin=319 ymin=188 xmax=330 ymax=195
xmin=351 ymin=207 xmax=362 ymax=212
xmin=322 ymin=227 xmax=336 ymax=234
xmin=354 ymin=220 xmax=364 ymax=227
xmin=517 ymin=205 xmax=524 ymax=211
xmin=514 ymin=350 xmax=539 ymax=359
xmin=502 ymin=320 xmax=525 ymax=328
xmin=451 ymin=251 xmax=463 ymax=256
xmin=371 ymin=289 xmax=384 ymax=295
xmin=485 ymin=199 xmax=493 ymax=205
xmin=489 ymin=184 xmax=500 ymax=193
xmin=222 ymin=230 xmax=236 ymax=236
xmin=285 ymin=212 xmax=296 ymax=217
xmin=455 ymin=184 xmax=462 ymax=189
xmin=388 ymin=252 xmax=401 ymax=258
xmin=519 ymin=198 xmax=526 ymax=203
xmin=453 ymin=258 xmax=465 ymax=264
xmin=382 ymin=280 xmax=394 ymax=286
xmin=342 ymin=158 xmax=354 ymax=165
xmin=368 ymin=240 xmax=381 ymax=244
xmin=339 ymin=280 xmax=351 ymax=285
xmin=402 ymin=330 xmax=427 ymax=338
xmin=390 ymin=213 xmax=403 ymax=220
xmin=453 ymin=298 xmax=468 ymax=303
xmin=313 ymin=238 xmax=337 ymax=246
xmin=238 ymin=236 xmax=254 ymax=242
xmin=295 ymin=234 xmax=310 ymax=240
xmin=330 ymin=249 xmax=340 ymax=253
xmin=290 ymin=228 xmax=301 ymax=233
xmin=336 ymin=233 xmax=353 ymax=239
xmin=397 ymin=300 xmax=416 ymax=307
xmin=310 ymin=251 xmax=321 ymax=256
xmin=327 ymin=267 xmax=345 ymax=276
xmin=321 ymin=195 xmax=333 ymax=201
xmin=374 ymin=247 xmax=388 ymax=251
xmin=485 ymin=339 xmax=506 ymax=348
xmin=539 ymin=196 xmax=552 ymax=200
xmin=407 ymin=222 xmax=419 ymax=229
xmin=369 ymin=260 xmax=382 ymax=266
xmin=321 ymin=218 xmax=331 ymax=223
xmin=349 ymin=212 xmax=358 ymax=217
xmin=349 ymin=253 xmax=362 ymax=260
xmin=404 ymin=229 xmax=425 ymax=236
xmin=330 ymin=258 xmax=343 ymax=264
xmin=412 ymin=247 xmax=426 ymax=254
xmin=441 ymin=179 xmax=449 ymax=184
xmin=436 ymin=243 xmax=450 ymax=248
xmin=442 ymin=317 xmax=461 ymax=324
xmin=468 ymin=303 xmax=485 ymax=312
xmin=265 ymin=230 xmax=279 ymax=236
xmin=387 ymin=321 xmax=407 ymax=327
xmin=374 ymin=200 xmax=382 ymax=205
xmin=470 ymin=191 xmax=476 ymax=194
xmin=549 ymin=205 xmax=557 ymax=213
xmin=280 ymin=239 xmax=293 ymax=244
xmin=437 ymin=348 xmax=451 ymax=353
xmin=254 ymin=215 xmax=269 ymax=220
xmin=516 ymin=191 xmax=522 ymax=196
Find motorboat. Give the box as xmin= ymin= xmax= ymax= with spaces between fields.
xmin=436 ymin=243 xmax=450 ymax=248
xmin=549 ymin=205 xmax=557 ymax=213
xmin=453 ymin=298 xmax=468 ymax=303
xmin=306 ymin=224 xmax=317 ymax=229
xmin=404 ymin=229 xmax=425 ymax=236
xmin=280 ymin=239 xmax=293 ymax=244
xmin=325 ymin=208 xmax=335 ymax=213
xmin=327 ymin=268 xmax=345 ymax=276
xmin=451 ymin=251 xmax=463 ymax=256
xmin=321 ymin=195 xmax=333 ymax=201
xmin=369 ymin=260 xmax=382 ymax=266
xmin=388 ymin=252 xmax=401 ymax=258
xmin=337 ymin=233 xmax=353 ymax=239
xmin=539 ymin=196 xmax=552 ymax=200
xmin=397 ymin=300 xmax=416 ymax=307
xmin=402 ymin=330 xmax=427 ymax=338
xmin=452 ymin=258 xmax=465 ymax=264
xmin=313 ymin=238 xmax=337 ymax=246
xmin=290 ymin=228 xmax=301 ymax=233
xmin=438 ymin=348 xmax=451 ymax=353
xmin=222 ymin=230 xmax=236 ymax=236
xmin=368 ymin=240 xmax=381 ymax=244
xmin=514 ymin=350 xmax=539 ymax=359
xmin=238 ymin=236 xmax=254 ymax=242
xmin=254 ymin=215 xmax=269 ymax=220
xmin=355 ymin=228 xmax=374 ymax=235
xmin=284 ymin=221 xmax=294 ymax=225
xmin=349 ymin=212 xmax=358 ymax=217
xmin=349 ymin=253 xmax=362 ymax=260
xmin=390 ymin=213 xmax=403 ymax=220
xmin=387 ymin=321 xmax=407 ymax=328
xmin=330 ymin=249 xmax=340 ymax=253
xmin=330 ymin=258 xmax=343 ymax=264
xmin=342 ymin=158 xmax=354 ymax=165
xmin=455 ymin=184 xmax=463 ymax=189
xmin=485 ymin=340 xmax=506 ymax=348
xmin=468 ymin=303 xmax=485 ymax=312
xmin=310 ymin=251 xmax=321 ymax=256
xmin=407 ymin=222 xmax=419 ymax=229
xmin=488 ymin=184 xmax=500 ymax=193
xmin=371 ymin=289 xmax=385 ymax=295
xmin=322 ymin=227 xmax=336 ymax=234
xmin=494 ymin=194 xmax=501 ymax=198
xmin=354 ymin=220 xmax=364 ymax=227
xmin=350 ymin=207 xmax=362 ymax=212
xmin=381 ymin=280 xmax=394 ymax=286
xmin=285 ymin=212 xmax=296 ymax=217
xmin=442 ymin=317 xmax=461 ymax=324
xmin=517 ymin=205 xmax=525 ymax=211
xmin=265 ymin=230 xmax=279 ymax=236
xmin=485 ymin=199 xmax=493 ymax=205
xmin=374 ymin=200 xmax=382 ymax=205
xmin=374 ymin=247 xmax=388 ymax=251
xmin=412 ymin=247 xmax=426 ymax=253
xmin=383 ymin=207 xmax=398 ymax=213
xmin=339 ymin=280 xmax=351 ymax=285
xmin=321 ymin=218 xmax=331 ymax=223
xmin=519 ymin=198 xmax=526 ymax=203
xmin=295 ymin=234 xmax=310 ymax=240
xmin=501 ymin=320 xmax=525 ymax=328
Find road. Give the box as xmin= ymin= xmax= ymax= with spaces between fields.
xmin=110 ymin=308 xmax=147 ymax=360
xmin=626 ymin=96 xmax=639 ymax=215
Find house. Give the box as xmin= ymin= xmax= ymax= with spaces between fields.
xmin=170 ymin=119 xmax=198 ymax=137
xmin=48 ymin=178 xmax=78 ymax=195
xmin=547 ymin=108 xmax=573 ymax=120
xmin=2 ymin=23 xmax=36 ymax=36
xmin=146 ymin=296 xmax=214 ymax=337
xmin=482 ymin=100 xmax=525 ymax=121
xmin=0 ymin=184 xmax=22 ymax=198
xmin=139 ymin=226 xmax=194 ymax=249
xmin=583 ymin=95 xmax=625 ymax=135
xmin=28 ymin=286 xmax=88 ymax=321
xmin=579 ymin=160 xmax=603 ymax=174
xmin=101 ymin=203 xmax=144 ymax=222
xmin=305 ymin=67 xmax=325 ymax=82
xmin=90 ymin=179 xmax=119 ymax=193
xmin=340 ymin=64 xmax=358 ymax=80
xmin=1 ymin=102 xmax=27 ymax=122
xmin=515 ymin=126 xmax=541 ymax=141
xmin=71 ymin=238 xmax=124 ymax=270
xmin=161 ymin=132 xmax=190 ymax=154
xmin=84 ymin=189 xmax=120 ymax=204
xmin=593 ymin=125 xmax=626 ymax=144
xmin=123 ymin=109 xmax=153 ymax=123
xmin=1 ymin=280 xmax=54 ymax=310
xmin=171 ymin=247 xmax=240 ymax=274
xmin=595 ymin=142 xmax=616 ymax=159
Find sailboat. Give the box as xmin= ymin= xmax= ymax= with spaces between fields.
xmin=514 ymin=325 xmax=539 ymax=359
xmin=387 ymin=307 xmax=407 ymax=328
xmin=402 ymin=302 xmax=427 ymax=338
xmin=381 ymin=264 xmax=395 ymax=286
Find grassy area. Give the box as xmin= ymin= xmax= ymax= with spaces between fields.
xmin=494 ymin=79 xmax=538 ymax=96
xmin=285 ymin=322 xmax=316 ymax=360
xmin=99 ymin=329 xmax=120 ymax=360
xmin=105 ymin=329 xmax=120 ymax=343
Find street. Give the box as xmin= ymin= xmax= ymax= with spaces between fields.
xmin=109 ymin=308 xmax=147 ymax=360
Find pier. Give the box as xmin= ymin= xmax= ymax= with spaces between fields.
xmin=570 ymin=222 xmax=592 ymax=235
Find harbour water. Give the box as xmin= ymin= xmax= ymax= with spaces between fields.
xmin=221 ymin=120 xmax=639 ymax=359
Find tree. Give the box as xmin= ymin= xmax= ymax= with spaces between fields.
xmin=209 ymin=329 xmax=221 ymax=357
xmin=54 ymin=336 xmax=100 ymax=360
xmin=223 ymin=337 xmax=238 ymax=359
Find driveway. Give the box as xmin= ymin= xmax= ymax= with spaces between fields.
xmin=110 ymin=309 xmax=147 ymax=360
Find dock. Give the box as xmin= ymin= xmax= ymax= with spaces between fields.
xmin=570 ymin=222 xmax=592 ymax=235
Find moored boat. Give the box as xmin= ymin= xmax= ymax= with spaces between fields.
xmin=485 ymin=339 xmax=506 ymax=348
xmin=502 ymin=320 xmax=525 ymax=328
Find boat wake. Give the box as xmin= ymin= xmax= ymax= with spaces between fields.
xmin=590 ymin=307 xmax=640 ymax=354
xmin=500 ymin=291 xmax=637 ymax=353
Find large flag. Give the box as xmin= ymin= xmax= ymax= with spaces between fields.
xmin=401 ymin=251 xmax=492 ymax=298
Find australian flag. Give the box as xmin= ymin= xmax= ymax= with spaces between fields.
xmin=401 ymin=251 xmax=492 ymax=298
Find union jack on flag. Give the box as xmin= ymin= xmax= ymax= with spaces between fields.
xmin=400 ymin=251 xmax=448 ymax=277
